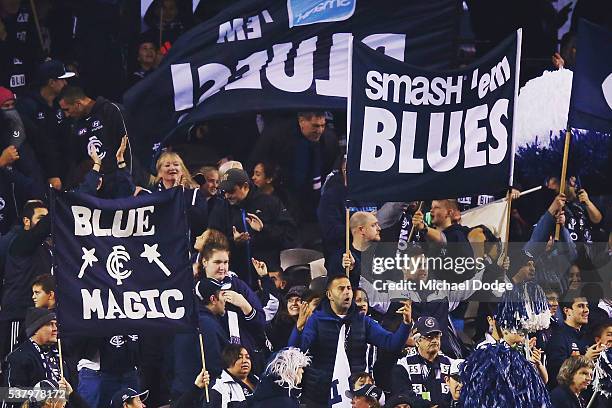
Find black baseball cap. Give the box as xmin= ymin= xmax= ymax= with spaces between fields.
xmin=219 ymin=168 xmax=249 ymax=192
xmin=36 ymin=59 xmax=75 ymax=83
xmin=193 ymin=173 xmax=206 ymax=185
xmin=110 ymin=388 xmax=149 ymax=408
xmin=413 ymin=316 xmax=442 ymax=337
xmin=285 ymin=285 xmax=306 ymax=300
xmin=345 ymin=384 xmax=384 ymax=401
xmin=195 ymin=278 xmax=231 ymax=301
xmin=385 ymin=393 xmax=431 ymax=408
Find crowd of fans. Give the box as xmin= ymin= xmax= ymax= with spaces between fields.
xmin=1 ymin=0 xmax=612 ymax=408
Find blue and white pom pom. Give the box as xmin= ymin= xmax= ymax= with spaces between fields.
xmin=495 ymin=281 xmax=551 ymax=333
xmin=592 ymin=347 xmax=612 ymax=399
xmin=459 ymin=342 xmax=552 ymax=408
xmin=520 ymin=281 xmax=552 ymax=332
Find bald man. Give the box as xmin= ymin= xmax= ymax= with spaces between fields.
xmin=327 ymin=211 xmax=382 ymax=288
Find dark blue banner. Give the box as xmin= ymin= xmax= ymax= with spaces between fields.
xmin=123 ymin=0 xmax=460 ymax=166
xmin=568 ymin=19 xmax=612 ymax=133
xmin=52 ymin=188 xmax=196 ymax=336
xmin=346 ymin=32 xmax=521 ymax=202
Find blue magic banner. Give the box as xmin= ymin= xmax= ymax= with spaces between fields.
xmin=346 ymin=31 xmax=521 ymax=202
xmin=123 ymin=0 xmax=460 ymax=166
xmin=52 ymin=188 xmax=197 ymax=336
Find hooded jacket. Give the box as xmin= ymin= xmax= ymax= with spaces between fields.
xmin=289 ymin=298 xmax=410 ymax=404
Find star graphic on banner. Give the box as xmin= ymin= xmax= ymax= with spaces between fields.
xmin=78 ymin=247 xmax=98 ymax=278
xmin=140 ymin=243 xmax=172 ymax=276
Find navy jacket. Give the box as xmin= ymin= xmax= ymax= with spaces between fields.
xmin=289 ymin=299 xmax=410 ymax=404
xmin=4 ymin=339 xmax=65 ymax=387
xmin=250 ymin=375 xmax=300 ymax=408
xmin=550 ymin=385 xmax=585 ymax=408
xmin=73 ymin=167 xmax=137 ymax=198
xmin=198 ymin=307 xmax=229 ymax=379
xmin=16 ymin=90 xmax=65 ymax=179
xmin=208 ymin=187 xmax=296 ymax=287
xmin=157 ymin=182 xmax=208 ymax=242
xmin=0 ymin=216 xmax=51 ymax=321
xmin=545 ymin=322 xmax=590 ymax=389
xmin=0 ymin=167 xmax=46 ymax=235
xmin=216 ymin=274 xmax=266 ymax=354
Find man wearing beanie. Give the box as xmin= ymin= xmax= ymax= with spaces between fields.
xmin=4 ymin=307 xmax=64 ymax=388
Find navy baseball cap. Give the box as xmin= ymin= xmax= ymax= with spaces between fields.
xmin=219 ymin=168 xmax=249 ymax=192
xmin=195 ymin=278 xmax=229 ymax=302
xmin=285 ymin=285 xmax=306 ymax=300
xmin=110 ymin=388 xmax=148 ymax=408
xmin=345 ymin=384 xmax=384 ymax=401
xmin=413 ymin=316 xmax=442 ymax=337
xmin=36 ymin=59 xmax=75 ymax=83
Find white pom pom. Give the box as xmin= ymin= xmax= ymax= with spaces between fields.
xmin=515 ymin=69 xmax=573 ymax=148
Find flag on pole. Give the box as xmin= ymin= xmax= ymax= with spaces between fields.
xmin=330 ymin=323 xmax=352 ymax=407
xmin=461 ymin=197 xmax=510 ymax=241
xmin=460 ymin=186 xmax=542 ymax=243
xmin=568 ymin=19 xmax=612 ymax=133
xmin=346 ymin=31 xmax=522 ymax=202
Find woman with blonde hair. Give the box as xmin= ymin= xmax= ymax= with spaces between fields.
xmin=155 ymin=151 xmax=208 ymax=241
xmin=155 ymin=151 xmax=198 ymax=189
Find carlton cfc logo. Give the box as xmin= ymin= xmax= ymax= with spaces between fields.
xmin=106 ymin=245 xmax=132 ymax=285
xmin=87 ymin=136 xmax=106 ymax=159
xmin=425 ymin=317 xmax=435 ymax=328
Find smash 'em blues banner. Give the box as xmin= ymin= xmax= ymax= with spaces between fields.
xmin=346 ymin=31 xmax=522 ymax=202
xmin=52 ymin=188 xmax=196 ymax=336
xmin=124 ymin=0 xmax=460 ymax=165
xmin=568 ymin=19 xmax=612 ymax=133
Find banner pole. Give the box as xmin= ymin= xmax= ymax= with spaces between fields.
xmin=586 ymin=390 xmax=599 ymax=408
xmin=345 ymin=207 xmax=350 ymax=276
xmin=407 ymin=201 xmax=423 ymax=242
xmin=29 ymin=0 xmax=47 ymax=56
xmin=198 ymin=333 xmax=210 ymax=402
xmin=159 ymin=3 xmax=164 ymax=49
xmin=58 ymin=337 xmax=64 ymax=378
xmin=503 ymin=190 xmax=513 ymax=258
xmin=555 ymin=128 xmax=572 ymax=240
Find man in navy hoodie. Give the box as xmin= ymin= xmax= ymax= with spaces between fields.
xmin=289 ymin=274 xmax=412 ymax=407
xmin=170 ymin=278 xmax=230 ymax=401
xmin=196 ymin=279 xmax=230 ymax=378
xmin=199 ymin=241 xmax=267 ymax=375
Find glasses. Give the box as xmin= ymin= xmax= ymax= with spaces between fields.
xmin=422 ymin=333 xmax=442 ymax=341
